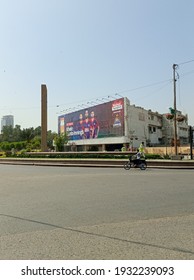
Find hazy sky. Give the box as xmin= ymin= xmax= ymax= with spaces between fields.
xmin=0 ymin=0 xmax=194 ymax=132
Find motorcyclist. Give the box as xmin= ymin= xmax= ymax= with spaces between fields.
xmin=139 ymin=142 xmax=145 ymax=157
xmin=133 ymin=149 xmax=141 ymax=166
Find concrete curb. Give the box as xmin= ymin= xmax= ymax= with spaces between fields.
xmin=0 ymin=158 xmax=194 ymax=169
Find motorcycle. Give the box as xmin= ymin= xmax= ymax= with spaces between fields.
xmin=124 ymin=155 xmax=147 ymax=170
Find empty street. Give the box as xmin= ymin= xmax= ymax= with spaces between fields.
xmin=0 ymin=165 xmax=194 ymax=260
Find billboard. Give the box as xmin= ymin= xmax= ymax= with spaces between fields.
xmin=58 ymin=98 xmax=124 ymax=141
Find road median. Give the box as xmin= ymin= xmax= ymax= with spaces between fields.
xmin=0 ymin=157 xmax=194 ymax=169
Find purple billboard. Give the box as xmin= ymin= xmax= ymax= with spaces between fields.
xmin=58 ymin=98 xmax=124 ymax=141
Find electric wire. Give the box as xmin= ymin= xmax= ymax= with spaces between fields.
xmin=0 ymin=72 xmax=192 ymax=114
xmin=178 ymin=59 xmax=194 ymax=66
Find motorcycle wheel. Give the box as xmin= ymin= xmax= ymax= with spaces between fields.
xmin=140 ymin=163 xmax=147 ymax=170
xmin=124 ymin=163 xmax=131 ymax=170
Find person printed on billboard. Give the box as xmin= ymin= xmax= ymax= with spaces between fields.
xmin=90 ymin=111 xmax=99 ymax=138
xmin=83 ymin=110 xmax=91 ymax=139
xmin=76 ymin=113 xmax=84 ymax=139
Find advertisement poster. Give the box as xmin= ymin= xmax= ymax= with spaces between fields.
xmin=58 ymin=98 xmax=124 ymax=141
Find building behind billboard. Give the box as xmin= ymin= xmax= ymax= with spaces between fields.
xmin=58 ymin=97 xmax=189 ymax=151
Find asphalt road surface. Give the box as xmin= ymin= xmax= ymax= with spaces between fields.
xmin=0 ymin=165 xmax=194 ymax=260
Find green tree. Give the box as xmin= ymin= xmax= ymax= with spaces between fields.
xmin=34 ymin=126 xmax=41 ymax=136
xmin=54 ymin=133 xmax=68 ymax=151
xmin=1 ymin=126 xmax=14 ymax=142
xmin=0 ymin=142 xmax=10 ymax=151
xmin=31 ymin=136 xmax=41 ymax=150
xmin=21 ymin=127 xmax=35 ymax=142
xmin=13 ymin=125 xmax=22 ymax=141
xmin=47 ymin=130 xmax=57 ymax=150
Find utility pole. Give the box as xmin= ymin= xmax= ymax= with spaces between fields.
xmin=189 ymin=126 xmax=193 ymax=160
xmin=173 ymin=64 xmax=178 ymax=155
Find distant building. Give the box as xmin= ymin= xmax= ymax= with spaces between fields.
xmin=58 ymin=97 xmax=189 ymax=151
xmin=1 ymin=115 xmax=14 ymax=132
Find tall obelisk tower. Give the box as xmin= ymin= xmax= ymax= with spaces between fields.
xmin=41 ymin=84 xmax=47 ymax=152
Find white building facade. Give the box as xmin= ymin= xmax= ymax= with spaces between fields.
xmin=58 ymin=97 xmax=189 ymax=151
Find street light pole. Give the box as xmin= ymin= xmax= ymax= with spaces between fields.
xmin=189 ymin=126 xmax=193 ymax=160
xmin=173 ymin=64 xmax=178 ymax=155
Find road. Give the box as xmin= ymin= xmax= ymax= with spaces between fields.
xmin=0 ymin=165 xmax=194 ymax=260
